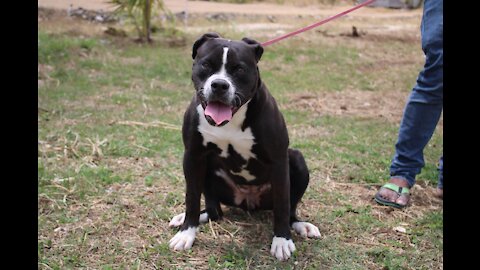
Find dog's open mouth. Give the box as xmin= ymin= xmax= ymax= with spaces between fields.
xmin=204 ymin=101 xmax=239 ymax=126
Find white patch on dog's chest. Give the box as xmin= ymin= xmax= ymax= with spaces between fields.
xmin=230 ymin=168 xmax=255 ymax=181
xmin=197 ymin=102 xmax=256 ymax=162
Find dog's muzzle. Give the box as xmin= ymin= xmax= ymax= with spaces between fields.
xmin=199 ymin=79 xmax=241 ymax=127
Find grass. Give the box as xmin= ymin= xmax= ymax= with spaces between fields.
xmin=38 ymin=8 xmax=442 ymax=270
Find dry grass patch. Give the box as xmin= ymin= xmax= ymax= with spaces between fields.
xmin=286 ymin=89 xmax=408 ymax=123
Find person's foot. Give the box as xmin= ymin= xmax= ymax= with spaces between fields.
xmin=374 ymin=177 xmax=411 ymax=208
xmin=434 ymin=188 xmax=443 ymax=199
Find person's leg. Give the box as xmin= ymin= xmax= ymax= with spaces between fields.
xmin=389 ymin=102 xmax=443 ymax=185
xmin=375 ymin=0 xmax=443 ymax=208
xmin=435 ymin=156 xmax=443 ymax=199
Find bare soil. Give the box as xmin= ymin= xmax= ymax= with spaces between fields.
xmin=39 ymin=0 xmax=422 ymax=17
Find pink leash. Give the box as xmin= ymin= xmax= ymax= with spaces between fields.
xmin=261 ymin=0 xmax=376 ymax=47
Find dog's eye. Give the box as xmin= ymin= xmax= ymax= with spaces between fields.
xmin=201 ymin=62 xmax=211 ymax=70
xmin=235 ymin=66 xmax=245 ymax=74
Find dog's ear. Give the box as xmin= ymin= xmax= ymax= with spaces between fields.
xmin=241 ymin=37 xmax=264 ymax=63
xmin=192 ymin=32 xmax=221 ymax=59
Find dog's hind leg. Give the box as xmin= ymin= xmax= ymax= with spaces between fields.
xmin=169 ymin=211 xmax=209 ymax=227
xmin=288 ymin=148 xmax=309 ymax=224
xmin=169 ymin=180 xmax=223 ymax=228
xmin=288 ymin=148 xmax=321 ymax=238
xmin=203 ymin=188 xmax=224 ymax=221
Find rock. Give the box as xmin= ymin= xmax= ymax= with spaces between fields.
xmin=104 ymin=27 xmax=127 ymax=37
xmin=68 ymin=6 xmax=117 ymax=23
xmin=95 ymin=15 xmax=104 ymax=22
xmin=206 ymin=13 xmax=231 ymax=21
xmin=393 ymin=226 xmax=407 ymax=233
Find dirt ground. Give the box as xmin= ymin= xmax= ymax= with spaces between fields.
xmin=38 ymin=0 xmax=422 ymax=17
xmin=37 ymin=0 xmax=425 ymax=58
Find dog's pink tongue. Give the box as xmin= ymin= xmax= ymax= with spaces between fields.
xmin=205 ymin=102 xmax=232 ymax=125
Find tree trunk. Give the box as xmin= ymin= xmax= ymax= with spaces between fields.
xmin=144 ymin=0 xmax=152 ymax=42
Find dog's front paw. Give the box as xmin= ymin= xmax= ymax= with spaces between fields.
xmin=169 ymin=227 xmax=197 ymax=251
xmin=292 ymin=222 xmax=321 ymax=238
xmin=270 ymin=236 xmax=296 ymax=261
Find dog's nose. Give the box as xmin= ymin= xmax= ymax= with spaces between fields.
xmin=211 ymin=79 xmax=230 ymax=94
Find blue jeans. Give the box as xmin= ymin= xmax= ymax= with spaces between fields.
xmin=389 ymin=0 xmax=443 ymax=188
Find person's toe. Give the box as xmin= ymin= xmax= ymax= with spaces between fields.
xmin=395 ymin=194 xmax=409 ymax=206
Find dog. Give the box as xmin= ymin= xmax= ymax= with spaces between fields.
xmin=168 ymin=32 xmax=320 ymax=261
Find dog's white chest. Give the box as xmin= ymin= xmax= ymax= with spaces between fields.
xmin=196 ymin=103 xmax=256 ymax=162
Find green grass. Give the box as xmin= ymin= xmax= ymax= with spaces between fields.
xmin=38 ymin=12 xmax=442 ymax=269
xmin=260 ymin=43 xmax=365 ymax=97
xmin=38 ymin=32 xmax=97 ymax=64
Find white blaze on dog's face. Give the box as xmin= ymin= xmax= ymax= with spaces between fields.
xmin=202 ymin=47 xmax=236 ymax=110
xmin=191 ymin=33 xmax=264 ymax=127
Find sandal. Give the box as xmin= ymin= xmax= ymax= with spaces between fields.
xmin=374 ymin=182 xmax=410 ymax=209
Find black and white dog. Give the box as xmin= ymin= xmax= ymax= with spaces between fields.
xmin=168 ymin=33 xmax=320 ymax=261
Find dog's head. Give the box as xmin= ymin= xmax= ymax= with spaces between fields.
xmin=191 ymin=32 xmax=264 ymax=127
